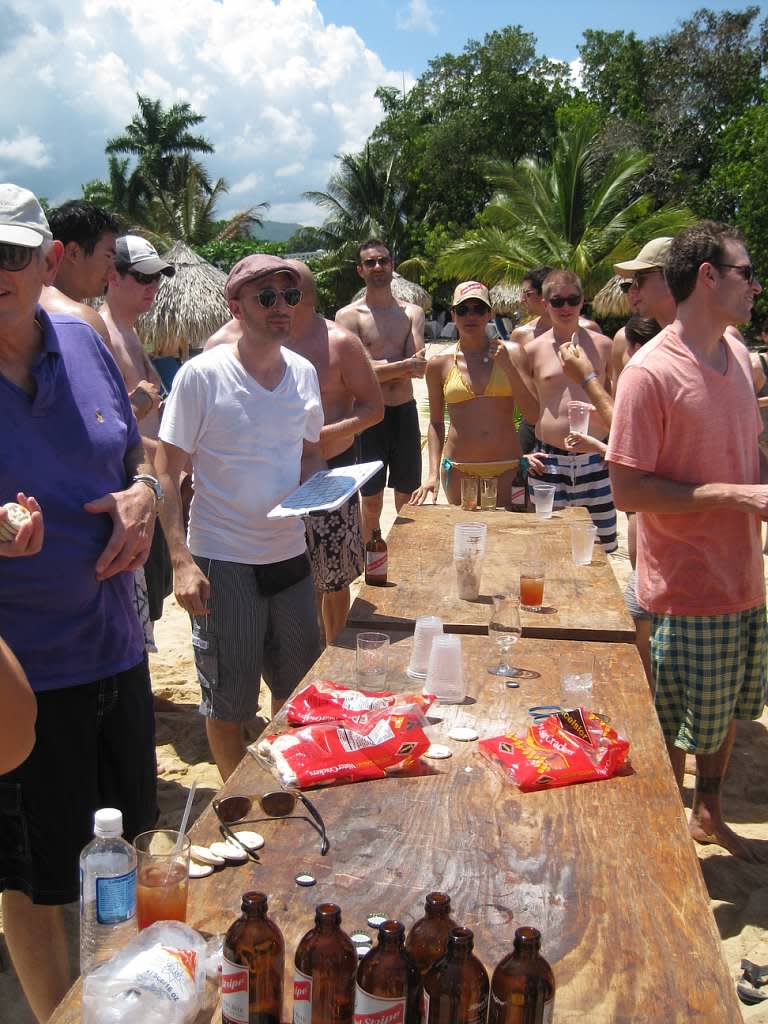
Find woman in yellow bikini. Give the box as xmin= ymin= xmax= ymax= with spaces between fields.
xmin=410 ymin=281 xmax=540 ymax=508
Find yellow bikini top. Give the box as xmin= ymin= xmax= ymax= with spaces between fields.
xmin=443 ymin=346 xmax=515 ymax=404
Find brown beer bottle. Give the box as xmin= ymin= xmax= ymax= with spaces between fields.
xmin=423 ymin=927 xmax=489 ymax=1024
xmin=365 ymin=529 xmax=388 ymax=586
xmin=354 ymin=919 xmax=421 ymax=1024
xmin=293 ymin=903 xmax=357 ymax=1024
xmin=488 ymin=927 xmax=555 ymax=1024
xmin=222 ymin=891 xmax=285 ymax=1024
xmin=405 ymin=892 xmax=457 ymax=975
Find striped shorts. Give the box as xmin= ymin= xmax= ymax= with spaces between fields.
xmin=191 ymin=555 xmax=321 ymax=722
xmin=651 ymin=605 xmax=768 ymax=754
xmin=533 ymin=442 xmax=618 ymax=552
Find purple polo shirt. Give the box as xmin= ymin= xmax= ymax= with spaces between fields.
xmin=0 ymin=308 xmax=144 ymax=691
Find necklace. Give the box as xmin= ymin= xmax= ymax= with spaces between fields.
xmin=459 ymin=341 xmax=490 ymax=364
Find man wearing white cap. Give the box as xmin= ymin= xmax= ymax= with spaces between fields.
xmin=156 ymin=253 xmax=324 ymax=780
xmin=0 ymin=184 xmax=158 ymax=1021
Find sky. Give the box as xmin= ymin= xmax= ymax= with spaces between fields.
xmin=0 ymin=0 xmax=761 ymax=228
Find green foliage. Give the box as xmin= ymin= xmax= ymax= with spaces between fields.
xmin=193 ymin=238 xmax=287 ymax=272
xmin=285 ymin=225 xmax=327 ymax=252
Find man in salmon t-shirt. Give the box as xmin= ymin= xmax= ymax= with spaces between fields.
xmin=607 ymin=221 xmax=767 ymax=862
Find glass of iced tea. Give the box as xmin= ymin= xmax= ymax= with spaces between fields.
xmin=133 ymin=829 xmax=191 ymax=930
xmin=519 ymin=561 xmax=545 ymax=611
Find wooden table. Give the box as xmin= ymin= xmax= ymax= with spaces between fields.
xmin=52 ymin=631 xmax=742 ymax=1023
xmin=349 ymin=505 xmax=636 ymax=642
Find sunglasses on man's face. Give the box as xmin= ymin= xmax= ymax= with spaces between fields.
xmin=361 ymin=256 xmax=391 ymax=269
xmin=213 ymin=790 xmax=329 ymax=859
xmin=128 ymin=270 xmax=163 ymax=286
xmin=0 ymin=243 xmax=35 ymax=273
xmin=715 ymin=262 xmax=757 ymax=285
xmin=618 ymin=280 xmax=633 ymax=294
xmin=548 ymin=294 xmax=582 ymax=308
xmin=454 ymin=301 xmax=489 ymax=316
xmin=251 ymin=287 xmax=302 ymax=308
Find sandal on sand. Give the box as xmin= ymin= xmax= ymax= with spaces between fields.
xmin=737 ymin=960 xmax=768 ymax=1005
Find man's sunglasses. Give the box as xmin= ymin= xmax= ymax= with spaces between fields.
xmin=0 ymin=243 xmax=35 ymax=272
xmin=454 ymin=301 xmax=489 ymax=316
xmin=548 ymin=294 xmax=582 ymax=308
xmin=128 ymin=270 xmax=163 ymax=286
xmin=213 ymin=790 xmax=329 ymax=859
xmin=252 ymin=287 xmax=302 ymax=308
xmin=618 ymin=280 xmax=633 ymax=295
xmin=715 ymin=262 xmax=757 ymax=284
xmin=361 ymin=257 xmax=391 ymax=269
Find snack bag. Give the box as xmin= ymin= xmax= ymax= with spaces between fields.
xmin=255 ymin=704 xmax=431 ymax=788
xmin=479 ymin=707 xmax=629 ymax=791
xmin=285 ymin=680 xmax=434 ymax=725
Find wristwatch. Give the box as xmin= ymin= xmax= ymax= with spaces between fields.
xmin=132 ymin=473 xmax=164 ymax=505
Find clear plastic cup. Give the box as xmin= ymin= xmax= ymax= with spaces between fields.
xmin=560 ymin=651 xmax=594 ymax=707
xmin=570 ymin=523 xmax=598 ymax=565
xmin=567 ymin=400 xmax=592 ymax=434
xmin=425 ymin=634 xmax=466 ymax=703
xmin=356 ymin=632 xmax=389 ymax=687
xmin=407 ymin=616 xmax=444 ymax=680
xmin=453 ymin=522 xmax=487 ymax=558
xmin=530 ymin=482 xmax=555 ymax=519
xmin=460 ymin=476 xmax=478 ymax=510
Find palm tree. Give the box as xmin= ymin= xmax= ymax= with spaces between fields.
xmin=440 ymin=120 xmax=693 ymax=296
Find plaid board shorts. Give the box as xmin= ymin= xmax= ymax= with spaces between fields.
xmin=651 ymin=605 xmax=768 ymax=754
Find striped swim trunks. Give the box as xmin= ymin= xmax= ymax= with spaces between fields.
xmin=533 ymin=442 xmax=617 ymax=552
xmin=651 ymin=605 xmax=768 ymax=754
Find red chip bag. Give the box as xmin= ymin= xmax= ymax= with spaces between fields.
xmin=479 ymin=707 xmax=630 ymax=791
xmin=256 ymin=704 xmax=431 ymax=788
xmin=285 ymin=680 xmax=434 ymax=726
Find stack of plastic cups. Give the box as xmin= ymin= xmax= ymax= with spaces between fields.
xmin=453 ymin=523 xmax=487 ymax=600
xmin=425 ymin=634 xmax=466 ymax=704
xmin=407 ymin=615 xmax=444 ymax=681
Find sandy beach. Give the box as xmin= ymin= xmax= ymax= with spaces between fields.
xmin=2 ymin=364 xmax=768 ymax=1021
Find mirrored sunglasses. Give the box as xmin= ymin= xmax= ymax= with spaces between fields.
xmin=454 ymin=301 xmax=490 ymax=316
xmin=0 ymin=243 xmax=35 ymax=273
xmin=548 ymin=294 xmax=582 ymax=308
xmin=213 ymin=790 xmax=329 ymax=858
xmin=361 ymin=256 xmax=391 ymax=269
xmin=128 ymin=270 xmax=163 ymax=286
xmin=254 ymin=287 xmax=302 ymax=308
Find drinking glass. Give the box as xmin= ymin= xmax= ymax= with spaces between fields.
xmin=356 ymin=632 xmax=389 ymax=686
xmin=461 ymin=476 xmax=478 ymax=511
xmin=480 ymin=478 xmax=498 ymax=510
xmin=520 ymin=561 xmax=545 ymax=611
xmin=488 ymin=595 xmax=523 ymax=676
xmin=134 ymin=830 xmax=191 ymax=930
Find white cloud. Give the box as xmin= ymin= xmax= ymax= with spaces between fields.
xmin=0 ymin=130 xmax=52 ymax=169
xmin=569 ymin=58 xmax=583 ymax=90
xmin=397 ymin=0 xmax=437 ymax=34
xmin=0 ymin=0 xmax=413 ymax=226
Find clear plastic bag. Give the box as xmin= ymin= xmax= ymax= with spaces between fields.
xmin=81 ymin=921 xmax=207 ymax=1024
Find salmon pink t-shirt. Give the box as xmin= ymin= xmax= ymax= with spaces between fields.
xmin=606 ymin=326 xmax=764 ymax=615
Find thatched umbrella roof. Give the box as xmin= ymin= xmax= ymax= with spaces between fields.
xmin=138 ymin=241 xmax=231 ymax=359
xmin=592 ymin=275 xmax=631 ymax=318
xmin=489 ymin=282 xmax=524 ymax=314
xmin=353 ymin=271 xmax=431 ymax=310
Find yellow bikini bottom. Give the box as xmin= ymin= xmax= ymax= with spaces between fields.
xmin=441 ymin=457 xmax=520 ymax=485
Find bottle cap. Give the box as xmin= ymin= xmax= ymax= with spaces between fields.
xmin=94 ymin=807 xmax=124 ymax=837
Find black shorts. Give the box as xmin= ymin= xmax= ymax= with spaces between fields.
xmin=0 ymin=659 xmax=157 ymax=905
xmin=360 ymin=399 xmax=422 ymax=496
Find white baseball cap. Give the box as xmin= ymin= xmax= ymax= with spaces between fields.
xmin=0 ymin=184 xmax=53 ymax=247
xmin=114 ymin=235 xmax=175 ymax=276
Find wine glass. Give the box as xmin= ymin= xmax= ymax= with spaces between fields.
xmin=488 ymin=595 xmax=522 ymax=676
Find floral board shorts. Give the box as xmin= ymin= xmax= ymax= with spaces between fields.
xmin=304 ymin=494 xmax=364 ymax=593
xmin=651 ymin=605 xmax=768 ymax=754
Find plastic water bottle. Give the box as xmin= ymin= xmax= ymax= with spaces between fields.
xmin=79 ymin=807 xmax=138 ymax=977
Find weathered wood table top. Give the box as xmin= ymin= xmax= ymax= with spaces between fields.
xmin=52 ymin=631 xmax=741 ymax=1024
xmin=348 ymin=505 xmax=636 ymax=642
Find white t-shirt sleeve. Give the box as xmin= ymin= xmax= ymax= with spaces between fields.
xmin=303 ymin=365 xmax=323 ymax=443
xmin=158 ymin=360 xmax=208 ymax=454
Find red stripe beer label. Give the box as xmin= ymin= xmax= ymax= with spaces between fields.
xmin=221 ymin=957 xmax=249 ymax=1024
xmin=293 ymin=968 xmax=312 ymax=1024
xmin=354 ymin=987 xmax=406 ymax=1024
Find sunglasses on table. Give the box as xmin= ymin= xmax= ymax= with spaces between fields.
xmin=548 ymin=294 xmax=582 ymax=308
xmin=453 ymin=301 xmax=490 ymax=316
xmin=128 ymin=270 xmax=163 ymax=286
xmin=213 ymin=790 xmax=329 ymax=859
xmin=361 ymin=256 xmax=392 ymax=269
xmin=0 ymin=243 xmax=35 ymax=272
xmin=250 ymin=287 xmax=302 ymax=308
xmin=715 ymin=262 xmax=757 ymax=284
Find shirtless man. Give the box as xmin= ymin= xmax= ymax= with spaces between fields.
xmin=524 ymin=270 xmax=617 ymax=551
xmin=511 ymin=265 xmax=601 ymax=453
xmin=335 ymin=239 xmax=426 ymax=539
xmin=101 ymin=236 xmax=175 ymax=627
xmin=205 ymin=261 xmax=384 ymax=642
xmin=42 ymin=202 xmax=161 ymax=419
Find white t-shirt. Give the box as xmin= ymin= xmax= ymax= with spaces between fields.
xmin=160 ymin=344 xmax=323 ymax=563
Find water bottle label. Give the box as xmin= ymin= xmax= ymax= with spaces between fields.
xmin=354 ymin=986 xmax=405 ymax=1024
xmin=95 ymin=868 xmax=136 ymax=924
xmin=293 ymin=967 xmax=312 ymax=1024
xmin=221 ymin=956 xmax=249 ymax=1024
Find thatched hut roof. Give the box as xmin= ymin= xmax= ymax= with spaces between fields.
xmin=592 ymin=275 xmax=631 ymax=318
xmin=489 ymin=282 xmax=524 ymax=314
xmin=138 ymin=241 xmax=231 ymax=358
xmin=353 ymin=272 xmax=431 ymax=311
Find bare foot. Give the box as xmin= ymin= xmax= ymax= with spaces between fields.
xmin=689 ymin=817 xmax=768 ymax=863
